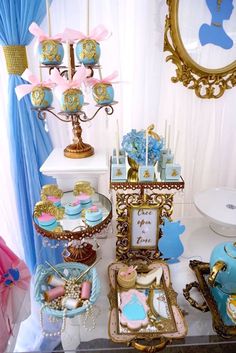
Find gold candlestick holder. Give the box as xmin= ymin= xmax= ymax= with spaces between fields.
xmin=33 ymin=44 xmax=117 ymax=159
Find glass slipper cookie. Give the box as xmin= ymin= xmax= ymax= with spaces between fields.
xmin=65 ymin=200 xmax=82 ymax=217
xmin=76 ymin=193 xmax=92 ymax=207
xmin=136 ymin=267 xmax=163 ymax=286
xmin=117 ymin=265 xmax=137 ymax=289
xmin=85 ymin=205 xmax=103 ymax=223
xmin=119 ymin=289 xmax=149 ymax=331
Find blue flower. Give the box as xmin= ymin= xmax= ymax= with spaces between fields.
xmin=122 ymin=129 xmax=163 ymax=165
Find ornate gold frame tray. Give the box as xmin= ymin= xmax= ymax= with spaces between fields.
xmin=183 ymin=260 xmax=236 ymax=338
xmin=108 ymin=261 xmax=187 ymax=352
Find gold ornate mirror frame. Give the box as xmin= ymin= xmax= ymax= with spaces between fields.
xmin=164 ymin=0 xmax=236 ymax=99
xmin=116 ymin=192 xmax=173 ymax=263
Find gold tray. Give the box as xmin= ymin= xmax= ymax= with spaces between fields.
xmin=183 ymin=260 xmax=236 ymax=338
xmin=108 ymin=261 xmax=187 ymax=352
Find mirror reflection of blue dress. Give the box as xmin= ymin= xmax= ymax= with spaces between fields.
xmin=199 ymin=0 xmax=234 ymax=49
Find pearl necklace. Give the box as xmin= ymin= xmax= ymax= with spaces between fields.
xmin=81 ymin=302 xmax=100 ymax=331
xmin=40 ymin=305 xmax=67 ymax=337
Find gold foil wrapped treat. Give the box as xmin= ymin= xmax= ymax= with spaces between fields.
xmin=73 ymin=181 xmax=94 ymax=196
xmin=41 ymin=184 xmax=63 ymax=200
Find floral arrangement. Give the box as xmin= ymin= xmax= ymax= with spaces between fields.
xmin=122 ymin=129 xmax=163 ymax=165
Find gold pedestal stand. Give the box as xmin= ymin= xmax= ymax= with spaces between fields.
xmin=64 ymin=120 xmax=94 ymax=159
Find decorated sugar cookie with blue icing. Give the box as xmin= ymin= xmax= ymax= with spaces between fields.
xmin=119 ymin=289 xmax=149 ymax=330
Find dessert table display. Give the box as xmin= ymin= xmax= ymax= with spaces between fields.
xmin=11 ymin=4 xmax=236 ymax=351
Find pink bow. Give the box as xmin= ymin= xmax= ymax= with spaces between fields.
xmin=50 ymin=66 xmax=87 ymax=94
xmin=120 ymin=266 xmax=137 ymax=277
xmin=29 ymin=22 xmax=62 ymax=42
xmin=62 ymin=24 xmax=110 ymax=43
xmin=15 ymin=69 xmax=55 ymax=100
xmin=88 ymin=71 xmax=118 ymax=86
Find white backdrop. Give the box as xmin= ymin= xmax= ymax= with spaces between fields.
xmin=1 ymin=0 xmax=236 ymax=255
xmin=36 ymin=0 xmax=236 ymax=206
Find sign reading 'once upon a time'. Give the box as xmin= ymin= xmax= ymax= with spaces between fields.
xmin=131 ymin=207 xmax=159 ymax=249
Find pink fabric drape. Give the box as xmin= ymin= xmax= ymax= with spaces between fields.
xmin=0 ymin=237 xmax=31 ymax=353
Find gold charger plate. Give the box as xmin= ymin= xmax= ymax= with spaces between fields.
xmin=183 ymin=260 xmax=236 ymax=338
xmin=108 ymin=261 xmax=187 ymax=352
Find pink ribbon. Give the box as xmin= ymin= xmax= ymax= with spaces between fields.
xmin=62 ymin=24 xmax=110 ymax=43
xmin=120 ymin=266 xmax=137 ymax=277
xmin=87 ymin=71 xmax=119 ymax=86
xmin=50 ymin=65 xmax=87 ymax=94
xmin=29 ymin=22 xmax=62 ymax=42
xmin=15 ymin=69 xmax=55 ymax=100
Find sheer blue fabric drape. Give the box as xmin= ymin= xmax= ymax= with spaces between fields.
xmin=0 ymin=0 xmax=62 ymax=272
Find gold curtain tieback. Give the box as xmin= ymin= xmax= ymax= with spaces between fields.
xmin=3 ymin=45 xmax=28 ymax=75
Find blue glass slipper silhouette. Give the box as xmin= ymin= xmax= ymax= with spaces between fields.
xmin=122 ymin=294 xmax=147 ymax=321
xmin=199 ymin=0 xmax=234 ymax=49
xmin=159 ymin=218 xmax=185 ymax=264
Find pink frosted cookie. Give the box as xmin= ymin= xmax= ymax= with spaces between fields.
xmin=37 ymin=212 xmax=56 ymax=226
xmin=119 ymin=289 xmax=149 ymax=330
xmin=47 ymin=195 xmax=61 ymax=207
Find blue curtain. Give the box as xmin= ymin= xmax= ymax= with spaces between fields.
xmin=0 ymin=0 xmax=62 ymax=272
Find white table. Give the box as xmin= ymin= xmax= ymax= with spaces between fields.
xmin=40 ymin=148 xmax=109 ymax=192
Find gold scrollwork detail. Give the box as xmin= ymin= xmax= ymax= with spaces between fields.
xmin=164 ymin=0 xmax=236 ymax=99
xmin=79 ymin=39 xmax=98 ymax=61
xmin=31 ymin=86 xmax=49 ymax=107
xmin=62 ymin=88 xmax=82 ymax=111
xmin=93 ymin=83 xmax=111 ymax=102
xmin=116 ymin=192 xmax=173 ymax=262
xmin=41 ymin=40 xmax=61 ymax=62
